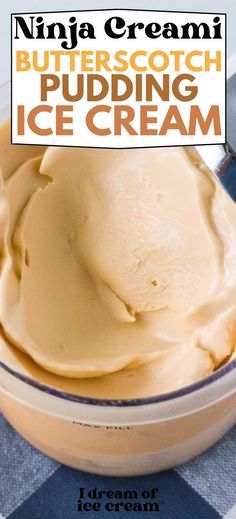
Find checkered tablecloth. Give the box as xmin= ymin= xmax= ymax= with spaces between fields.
xmin=0 ymin=414 xmax=235 ymax=519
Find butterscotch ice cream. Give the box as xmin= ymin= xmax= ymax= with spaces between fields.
xmin=0 ymin=121 xmax=236 ymax=398
xmin=0 ymin=119 xmax=236 ymax=477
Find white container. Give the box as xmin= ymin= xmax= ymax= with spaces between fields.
xmin=1 ymin=344 xmax=236 ymax=476
xmin=0 ymin=81 xmax=235 ymax=476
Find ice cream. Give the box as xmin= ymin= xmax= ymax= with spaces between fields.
xmin=1 ymin=122 xmax=236 ymax=395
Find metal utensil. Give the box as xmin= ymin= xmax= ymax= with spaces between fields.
xmin=227 ymin=72 xmax=236 ymax=154
xmin=188 ymin=73 xmax=236 ymax=201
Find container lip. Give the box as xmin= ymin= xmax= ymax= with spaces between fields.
xmin=1 ymin=357 xmax=236 ymax=407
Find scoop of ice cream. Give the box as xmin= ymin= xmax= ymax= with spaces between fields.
xmin=1 ymin=138 xmax=236 ymax=382
xmin=40 ymin=147 xmax=223 ymax=320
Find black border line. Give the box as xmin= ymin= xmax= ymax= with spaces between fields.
xmin=0 ymin=357 xmax=235 ymax=408
xmin=11 ymin=9 xmax=227 ymax=15
xmin=10 ymin=9 xmax=227 ymax=148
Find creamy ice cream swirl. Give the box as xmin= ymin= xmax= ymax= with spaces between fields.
xmin=0 ymin=121 xmax=236 ymax=394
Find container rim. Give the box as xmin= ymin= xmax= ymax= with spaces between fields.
xmin=1 ymin=357 xmax=236 ymax=407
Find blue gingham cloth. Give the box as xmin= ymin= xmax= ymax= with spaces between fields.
xmin=0 ymin=414 xmax=235 ymax=519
